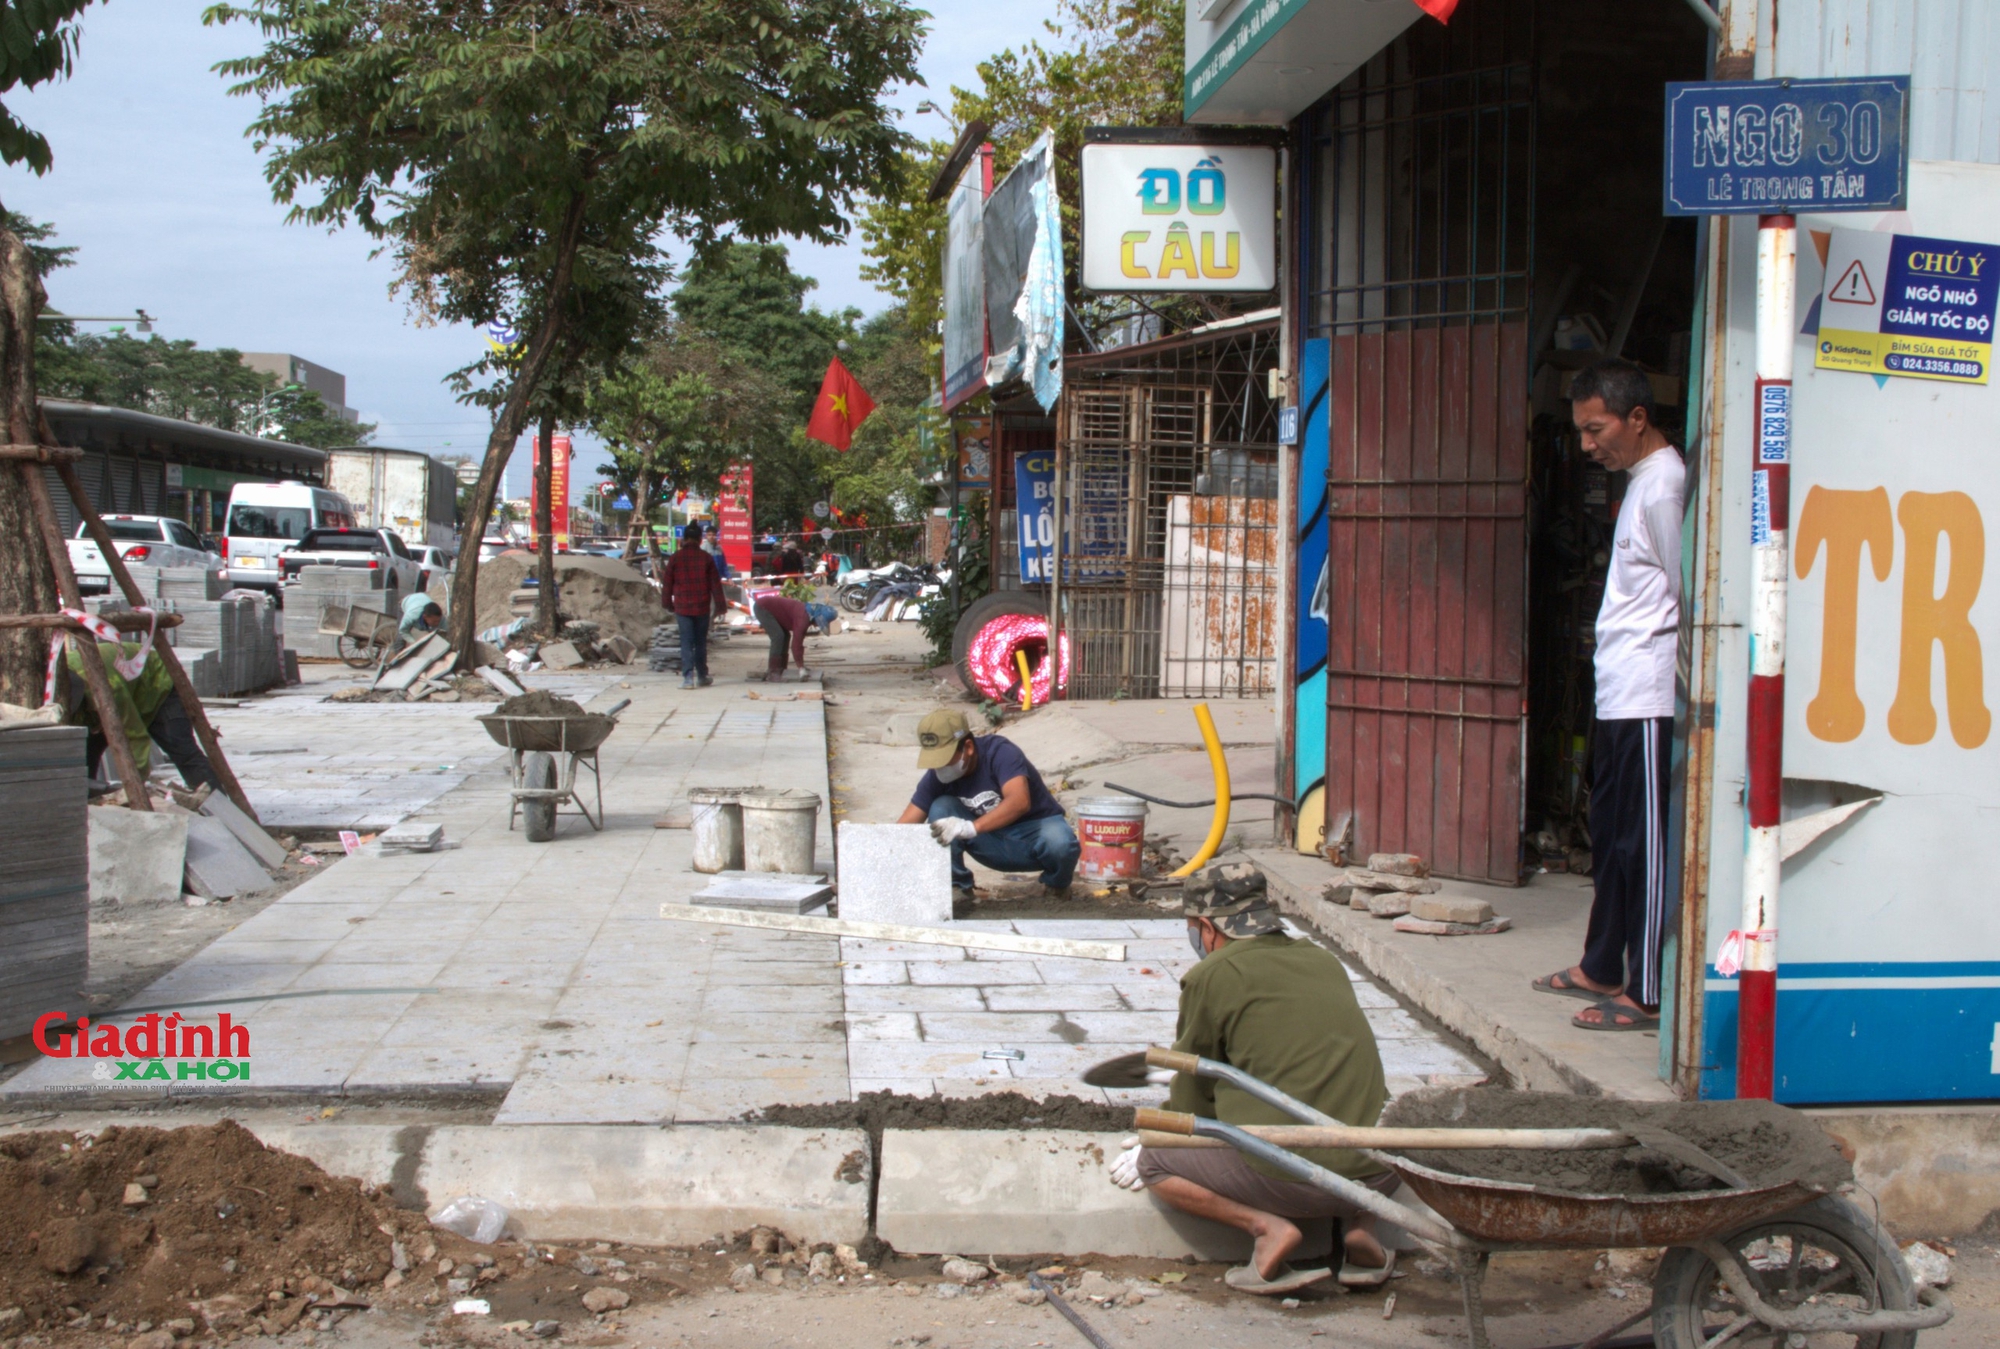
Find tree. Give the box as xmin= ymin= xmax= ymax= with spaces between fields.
xmin=256 ymin=379 xmax=375 ymax=449
xmin=207 ymin=0 xmax=924 ymax=667
xmin=0 ymin=1 xmax=97 ymax=704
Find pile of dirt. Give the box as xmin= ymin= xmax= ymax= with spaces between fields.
xmin=0 ymin=1121 xmax=415 ymax=1330
xmin=472 ymin=552 xmax=660 ymax=648
xmin=756 ymin=1089 xmax=1134 ymax=1144
xmin=1381 ymin=1088 xmax=1853 ymax=1196
xmin=496 ymin=690 xmax=588 ymax=718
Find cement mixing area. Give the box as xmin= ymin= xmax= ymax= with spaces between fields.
xmin=3 ymin=609 xmax=1994 ymax=1349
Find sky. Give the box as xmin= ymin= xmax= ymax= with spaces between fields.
xmin=2 ymin=0 xmax=1063 ymax=498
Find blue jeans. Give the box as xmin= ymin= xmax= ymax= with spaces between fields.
xmin=675 ymin=613 xmax=711 ymax=680
xmin=925 ymin=797 xmax=1080 ymax=890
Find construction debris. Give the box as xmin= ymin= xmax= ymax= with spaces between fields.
xmin=1392 ymin=914 xmax=1513 ymax=936
xmin=182 ymin=813 xmax=276 ymax=901
xmin=1366 ymin=852 xmax=1429 ymax=877
xmin=473 ymin=552 xmax=662 ymax=649
xmin=378 ymin=822 xmax=445 ymax=855
xmin=1410 ymin=895 xmax=1495 ymax=925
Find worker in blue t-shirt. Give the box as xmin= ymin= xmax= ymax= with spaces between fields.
xmin=896 ymin=708 xmax=1081 ymax=900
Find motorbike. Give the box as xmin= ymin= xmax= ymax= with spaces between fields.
xmin=838 ymin=559 xmax=928 ymax=613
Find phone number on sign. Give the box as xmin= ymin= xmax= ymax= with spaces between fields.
xmin=1885 ymin=353 xmax=1984 ymax=378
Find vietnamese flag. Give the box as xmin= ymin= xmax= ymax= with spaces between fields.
xmin=1413 ymin=0 xmax=1458 ymax=19
xmin=806 ymin=357 xmax=876 ymax=451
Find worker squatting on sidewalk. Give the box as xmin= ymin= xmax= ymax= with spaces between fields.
xmin=894 ymin=708 xmax=1081 ymax=901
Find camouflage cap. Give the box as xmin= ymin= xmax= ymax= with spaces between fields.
xmin=1181 ymin=861 xmax=1282 ymax=937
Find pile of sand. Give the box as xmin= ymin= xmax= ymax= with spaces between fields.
xmin=0 ymin=1121 xmax=417 ymax=1330
xmin=472 ymin=551 xmax=661 ymax=647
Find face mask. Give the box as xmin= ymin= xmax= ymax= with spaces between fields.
xmin=1187 ymin=925 xmax=1208 ymax=959
xmin=934 ymin=750 xmax=969 ymax=784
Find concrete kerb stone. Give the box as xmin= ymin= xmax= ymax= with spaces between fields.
xmin=836 ymin=822 xmax=952 ymax=925
xmin=875 ymin=1129 xmax=1255 ymax=1260
xmin=244 ymin=1122 xmax=872 ymax=1246
xmin=87 ymin=806 xmax=189 ymax=906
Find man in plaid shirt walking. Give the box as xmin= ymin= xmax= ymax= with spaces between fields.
xmin=661 ymin=523 xmax=727 ymax=688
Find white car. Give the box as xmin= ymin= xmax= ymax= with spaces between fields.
xmin=415 ymin=546 xmax=453 ymax=590
xmin=69 ymin=515 xmax=219 ymax=594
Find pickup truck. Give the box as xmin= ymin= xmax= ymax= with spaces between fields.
xmin=277 ymin=527 xmax=425 ymax=595
xmin=70 ymin=515 xmax=219 ymax=594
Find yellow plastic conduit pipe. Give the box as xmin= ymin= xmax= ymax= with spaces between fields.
xmin=1169 ymin=702 xmax=1230 ymax=878
xmin=1016 ymin=649 xmax=1034 ymax=711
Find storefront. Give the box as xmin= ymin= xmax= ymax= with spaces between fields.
xmin=1189 ymin=0 xmax=2000 ymax=1103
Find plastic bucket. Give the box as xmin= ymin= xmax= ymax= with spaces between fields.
xmin=1075 ymin=795 xmax=1148 ymax=880
xmin=688 ymin=787 xmax=747 ymax=873
xmin=739 ymin=788 xmax=821 ymax=874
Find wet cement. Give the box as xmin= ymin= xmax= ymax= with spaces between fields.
xmin=1381 ymin=1088 xmax=1852 ymax=1196
xmin=496 ymin=690 xmax=589 ymax=718
xmin=756 ymin=1089 xmax=1134 ymax=1141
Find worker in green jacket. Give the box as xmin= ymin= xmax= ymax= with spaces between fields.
xmin=1107 ymin=860 xmax=1396 ymax=1298
xmin=62 ymin=641 xmax=218 ymax=791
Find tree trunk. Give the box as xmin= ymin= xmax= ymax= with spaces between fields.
xmin=638 ymin=467 xmax=663 ymax=573
xmin=0 ymin=218 xmax=58 ymax=705
xmin=446 ymin=190 xmax=591 ymax=671
xmin=534 ymin=409 xmax=559 ymax=637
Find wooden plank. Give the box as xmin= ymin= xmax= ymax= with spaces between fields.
xmin=659 ymin=904 xmax=1126 ymax=962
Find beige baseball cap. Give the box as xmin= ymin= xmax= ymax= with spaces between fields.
xmin=915 ymin=709 xmax=972 ymax=770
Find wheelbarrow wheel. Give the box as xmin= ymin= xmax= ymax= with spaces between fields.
xmin=522 ymin=752 xmax=558 ymax=842
xmin=1651 ymin=1193 xmax=1918 ymax=1349
xmin=336 ymin=632 xmax=383 ymax=669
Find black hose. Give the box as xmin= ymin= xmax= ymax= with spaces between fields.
xmin=1100 ymin=781 xmax=1293 ymax=809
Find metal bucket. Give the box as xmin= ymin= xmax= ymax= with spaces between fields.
xmin=739 ymin=788 xmax=821 ymax=874
xmin=1075 ymin=795 xmax=1148 ymax=880
xmin=688 ymin=787 xmax=747 ymax=873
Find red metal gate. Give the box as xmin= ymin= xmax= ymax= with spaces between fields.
xmin=1307 ymin=10 xmax=1534 ymax=882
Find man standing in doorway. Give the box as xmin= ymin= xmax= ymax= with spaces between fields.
xmin=1535 ymin=359 xmax=1684 ymax=1032
xmin=662 ymin=522 xmax=726 ymax=689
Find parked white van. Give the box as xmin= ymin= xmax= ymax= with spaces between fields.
xmin=222 ymin=481 xmax=356 ymax=593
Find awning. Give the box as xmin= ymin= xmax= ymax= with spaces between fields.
xmin=1184 ymin=0 xmax=1426 ymax=125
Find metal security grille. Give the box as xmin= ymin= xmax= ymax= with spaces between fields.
xmin=1306 ymin=2 xmax=1536 ymax=882
xmin=1057 ymin=320 xmax=1281 ymax=700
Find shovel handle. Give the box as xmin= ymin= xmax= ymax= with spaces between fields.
xmin=1133 ymin=1107 xmax=1195 ymax=1135
xmin=1145 ymin=1047 xmax=1199 ymax=1074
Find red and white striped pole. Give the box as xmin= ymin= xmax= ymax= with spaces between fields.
xmin=1737 ymin=213 xmax=1795 ymax=1100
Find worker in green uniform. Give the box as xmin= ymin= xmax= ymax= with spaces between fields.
xmin=1107 ymin=860 xmax=1397 ymax=1297
xmin=61 ymin=640 xmax=218 ymax=791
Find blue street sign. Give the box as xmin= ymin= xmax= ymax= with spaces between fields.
xmin=1663 ymin=76 xmax=1909 ymax=216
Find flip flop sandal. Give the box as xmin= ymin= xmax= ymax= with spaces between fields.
xmin=1533 ymin=970 xmax=1622 ymax=1003
xmin=1223 ymin=1263 xmax=1333 ymax=1296
xmin=1338 ymin=1248 xmax=1397 ymax=1288
xmin=1573 ymin=998 xmax=1659 ymax=1032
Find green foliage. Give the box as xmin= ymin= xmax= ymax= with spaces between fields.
xmin=1 ymin=209 xmax=74 ymax=278
xmin=859 ymin=0 xmax=1187 ymax=335
xmin=0 ymin=1 xmax=96 ymax=175
xmin=37 ymin=330 xmax=376 ymax=447
xmin=825 ymin=305 xmax=943 ymax=527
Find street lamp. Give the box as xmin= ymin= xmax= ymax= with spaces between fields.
xmin=40 ymin=308 xmax=155 ymax=332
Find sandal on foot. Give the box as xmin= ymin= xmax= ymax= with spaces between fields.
xmin=1533 ymin=969 xmax=1621 ymax=1002
xmin=1338 ymin=1249 xmax=1397 ymax=1288
xmin=1224 ymin=1263 xmax=1333 ymax=1296
xmin=1572 ymin=998 xmax=1658 ymax=1032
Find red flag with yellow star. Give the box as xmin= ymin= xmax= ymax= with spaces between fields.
xmin=805 ymin=357 xmax=875 ymax=452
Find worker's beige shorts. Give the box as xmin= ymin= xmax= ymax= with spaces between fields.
xmin=1137 ymin=1145 xmax=1398 ymax=1221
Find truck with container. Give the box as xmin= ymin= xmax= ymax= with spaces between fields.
xmin=325 ymin=446 xmax=458 ymax=554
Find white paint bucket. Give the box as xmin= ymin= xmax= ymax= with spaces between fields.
xmin=1075 ymin=795 xmax=1148 ymax=880
xmin=739 ymin=788 xmax=821 ymax=874
xmin=688 ymin=788 xmax=746 ymax=873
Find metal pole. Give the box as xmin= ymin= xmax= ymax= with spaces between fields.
xmin=1736 ymin=212 xmax=1794 ymax=1100
xmin=1049 ymin=417 xmax=1064 ymax=703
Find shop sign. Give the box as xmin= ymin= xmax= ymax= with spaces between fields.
xmin=1814 ymin=230 xmax=1999 ymax=385
xmin=1662 ymin=76 xmax=1909 ymax=216
xmin=1080 ymin=142 xmax=1276 ymax=292
xmin=1015 ymin=450 xmax=1055 ymax=582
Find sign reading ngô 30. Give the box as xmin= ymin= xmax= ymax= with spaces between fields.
xmin=1080 ymin=141 xmax=1276 ymax=292
xmin=1662 ymin=76 xmax=1910 ymax=216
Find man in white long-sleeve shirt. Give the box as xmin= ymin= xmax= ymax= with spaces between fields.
xmin=1535 ymin=359 xmax=1684 ymax=1032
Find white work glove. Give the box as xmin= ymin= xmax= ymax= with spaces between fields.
xmin=1108 ymin=1144 xmax=1147 ymax=1192
xmin=930 ymin=816 xmax=978 ymax=846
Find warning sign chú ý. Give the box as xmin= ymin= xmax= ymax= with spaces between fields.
xmin=1815 ymin=229 xmax=1999 ymax=385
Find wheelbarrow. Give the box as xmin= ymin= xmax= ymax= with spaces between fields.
xmin=317 ymin=601 xmax=398 ymax=670
xmin=1134 ymin=1048 xmax=1951 ymax=1349
xmin=475 ymin=699 xmax=629 ymax=841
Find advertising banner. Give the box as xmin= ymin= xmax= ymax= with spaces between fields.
xmin=1080 ymin=141 xmax=1277 ymax=292
xmin=942 ymin=157 xmax=989 ymax=410
xmin=1015 ymin=449 xmax=1055 ymax=583
xmin=1814 ymin=229 xmax=1998 ymax=385
xmin=717 ymin=463 xmax=754 ymax=576
xmin=954 ymin=417 xmax=992 ymax=489
xmin=533 ymin=433 xmax=573 ymax=548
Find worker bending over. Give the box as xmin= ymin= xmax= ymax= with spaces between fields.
xmin=1110 ymin=861 xmax=1395 ymax=1297
xmin=62 ymin=640 xmax=219 ymax=792
xmin=895 ymin=709 xmax=1079 ymax=901
xmin=751 ymin=590 xmax=813 ymax=683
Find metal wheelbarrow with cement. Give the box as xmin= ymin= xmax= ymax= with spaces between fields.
xmin=476 ymin=699 xmax=629 ymax=842
xmin=1135 ymin=1048 xmax=1950 ymax=1349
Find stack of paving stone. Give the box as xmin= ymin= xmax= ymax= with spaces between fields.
xmin=0 ymin=725 xmax=87 ymax=1040
xmin=289 ymin=565 xmax=400 ymax=660
xmin=648 ymin=621 xmax=680 ymax=673
xmin=87 ymin=590 xmax=283 ymax=696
